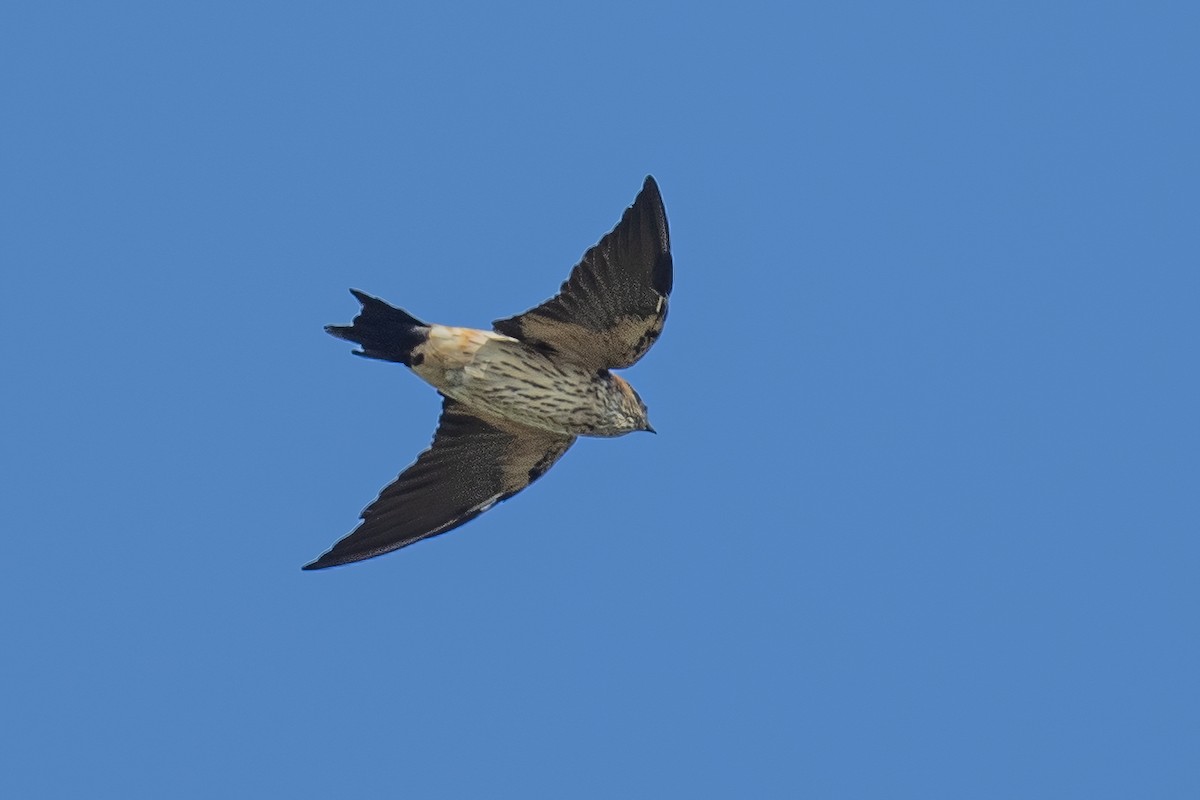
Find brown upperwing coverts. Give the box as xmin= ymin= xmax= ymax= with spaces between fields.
xmin=306 ymin=176 xmax=671 ymax=569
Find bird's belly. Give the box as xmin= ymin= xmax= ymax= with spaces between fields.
xmin=426 ymin=340 xmax=614 ymax=435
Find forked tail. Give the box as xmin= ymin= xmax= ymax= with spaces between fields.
xmin=326 ymin=289 xmax=428 ymax=365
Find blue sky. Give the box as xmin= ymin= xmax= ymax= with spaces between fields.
xmin=3 ymin=1 xmax=1197 ymax=797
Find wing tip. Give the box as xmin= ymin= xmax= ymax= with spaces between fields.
xmin=636 ymin=175 xmax=665 ymax=219
xmin=301 ymin=551 xmax=342 ymax=570
xmin=301 ymin=548 xmax=380 ymax=571
xmin=635 ymin=176 xmax=672 ymax=296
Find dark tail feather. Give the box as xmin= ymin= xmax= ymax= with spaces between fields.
xmin=326 ymin=289 xmax=428 ymax=365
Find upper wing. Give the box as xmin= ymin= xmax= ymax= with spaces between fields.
xmin=493 ymin=175 xmax=672 ymax=370
xmin=304 ymin=398 xmax=574 ymax=569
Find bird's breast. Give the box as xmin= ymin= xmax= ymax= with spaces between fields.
xmin=412 ymin=327 xmax=626 ymax=436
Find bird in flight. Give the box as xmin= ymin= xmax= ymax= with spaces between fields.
xmin=305 ymin=176 xmax=672 ymax=569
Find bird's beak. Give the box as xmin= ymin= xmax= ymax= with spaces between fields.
xmin=644 ymin=423 xmax=657 ymax=434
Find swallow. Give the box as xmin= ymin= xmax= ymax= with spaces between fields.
xmin=305 ymin=176 xmax=672 ymax=569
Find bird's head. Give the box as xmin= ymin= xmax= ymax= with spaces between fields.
xmin=608 ymin=372 xmax=655 ymax=435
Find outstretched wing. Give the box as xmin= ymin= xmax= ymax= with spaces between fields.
xmin=493 ymin=175 xmax=672 ymax=370
xmin=305 ymin=398 xmax=574 ymax=569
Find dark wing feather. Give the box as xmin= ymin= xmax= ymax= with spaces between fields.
xmin=493 ymin=175 xmax=672 ymax=370
xmin=304 ymin=398 xmax=574 ymax=569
